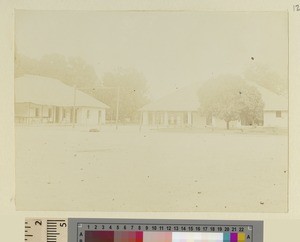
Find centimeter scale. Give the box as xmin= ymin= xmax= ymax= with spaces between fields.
xmin=25 ymin=218 xmax=263 ymax=242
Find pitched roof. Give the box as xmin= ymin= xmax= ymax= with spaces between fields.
xmin=246 ymin=82 xmax=288 ymax=111
xmin=140 ymin=81 xmax=287 ymax=112
xmin=140 ymin=83 xmax=201 ymax=112
xmin=15 ymin=75 xmax=109 ymax=109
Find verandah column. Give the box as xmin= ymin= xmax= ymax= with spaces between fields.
xmin=152 ymin=112 xmax=156 ymax=126
xmin=164 ymin=112 xmax=168 ymax=126
xmin=101 ymin=109 xmax=106 ymax=124
xmin=187 ymin=111 xmax=192 ymax=127
xmin=142 ymin=111 xmax=148 ymax=125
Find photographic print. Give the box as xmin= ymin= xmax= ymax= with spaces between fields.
xmin=14 ymin=10 xmax=288 ymax=212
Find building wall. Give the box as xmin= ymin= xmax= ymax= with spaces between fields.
xmin=141 ymin=110 xmax=247 ymax=129
xmin=191 ymin=112 xmax=206 ymax=128
xmin=15 ymin=102 xmax=106 ymax=126
xmin=15 ymin=103 xmax=55 ymax=124
xmin=264 ymin=110 xmax=288 ymax=128
xmin=142 ymin=110 xmax=288 ymax=129
xmin=77 ymin=107 xmax=106 ymax=126
xmin=142 ymin=111 xmax=207 ymax=128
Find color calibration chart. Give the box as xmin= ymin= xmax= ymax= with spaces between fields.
xmin=25 ymin=218 xmax=263 ymax=242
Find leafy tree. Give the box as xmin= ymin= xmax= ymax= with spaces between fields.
xmin=198 ymin=75 xmax=264 ymax=129
xmin=239 ymin=85 xmax=264 ymax=126
xmin=15 ymin=53 xmax=149 ymax=123
xmin=91 ymin=68 xmax=149 ymax=123
xmin=15 ymin=53 xmax=40 ymax=77
xmin=243 ymin=63 xmax=287 ymax=95
xmin=15 ymin=53 xmax=99 ymax=89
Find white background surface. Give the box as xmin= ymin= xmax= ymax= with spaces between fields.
xmin=1 ymin=0 xmax=300 ymax=241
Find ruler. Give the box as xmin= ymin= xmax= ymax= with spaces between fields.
xmin=25 ymin=218 xmax=263 ymax=242
xmin=25 ymin=218 xmax=68 ymax=242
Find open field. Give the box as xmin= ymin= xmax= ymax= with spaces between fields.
xmin=15 ymin=125 xmax=288 ymax=212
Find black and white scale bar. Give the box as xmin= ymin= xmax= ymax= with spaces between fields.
xmin=25 ymin=220 xmax=32 ymax=242
xmin=25 ymin=234 xmax=33 ymax=241
xmin=47 ymin=220 xmax=60 ymax=242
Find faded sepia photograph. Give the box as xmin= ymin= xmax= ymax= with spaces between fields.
xmin=14 ymin=10 xmax=288 ymax=212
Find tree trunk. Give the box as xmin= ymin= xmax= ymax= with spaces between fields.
xmin=226 ymin=121 xmax=230 ymax=130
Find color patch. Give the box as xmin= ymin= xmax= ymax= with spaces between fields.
xmin=114 ymin=231 xmax=143 ymax=242
xmin=238 ymin=233 xmax=245 ymax=242
xmin=85 ymin=231 xmax=247 ymax=242
xmin=230 ymin=233 xmax=238 ymax=242
xmin=143 ymin=231 xmax=172 ymax=242
xmin=85 ymin=231 xmax=114 ymax=242
xmin=223 ymin=233 xmax=230 ymax=242
xmin=173 ymin=232 xmax=223 ymax=242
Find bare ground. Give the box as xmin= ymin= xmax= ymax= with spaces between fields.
xmin=15 ymin=125 xmax=288 ymax=212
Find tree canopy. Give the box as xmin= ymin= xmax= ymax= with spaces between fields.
xmin=15 ymin=53 xmax=149 ymax=123
xmin=15 ymin=53 xmax=100 ymax=88
xmin=243 ymin=63 xmax=287 ymax=95
xmin=198 ymin=75 xmax=264 ymax=129
xmin=90 ymin=68 xmax=149 ymax=122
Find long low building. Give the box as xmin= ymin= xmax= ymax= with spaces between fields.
xmin=15 ymin=75 xmax=109 ymax=126
xmin=140 ymin=82 xmax=288 ymax=129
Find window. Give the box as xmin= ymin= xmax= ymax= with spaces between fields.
xmin=87 ymin=110 xmax=90 ymax=119
xmin=48 ymin=108 xmax=52 ymax=117
xmin=276 ymin=111 xmax=282 ymax=118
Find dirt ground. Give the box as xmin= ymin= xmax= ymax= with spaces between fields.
xmin=15 ymin=125 xmax=288 ymax=212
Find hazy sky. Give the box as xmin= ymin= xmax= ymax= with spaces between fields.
xmin=15 ymin=11 xmax=288 ymax=99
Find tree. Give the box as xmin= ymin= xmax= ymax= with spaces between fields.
xmin=91 ymin=68 xmax=149 ymax=123
xmin=198 ymin=75 xmax=264 ymax=129
xmin=243 ymin=63 xmax=287 ymax=95
xmin=15 ymin=53 xmax=100 ymax=89
xmin=239 ymin=86 xmax=265 ymax=126
xmin=15 ymin=53 xmax=40 ymax=77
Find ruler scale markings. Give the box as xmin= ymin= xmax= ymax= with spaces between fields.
xmin=25 ymin=218 xmax=262 ymax=242
xmin=48 ymin=220 xmax=66 ymax=222
xmin=47 ymin=220 xmax=58 ymax=242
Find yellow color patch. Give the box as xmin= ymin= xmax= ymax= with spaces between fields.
xmin=238 ymin=233 xmax=246 ymax=242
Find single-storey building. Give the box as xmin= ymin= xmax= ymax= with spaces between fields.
xmin=139 ymin=84 xmax=207 ymax=128
xmin=15 ymin=75 xmax=109 ymax=126
xmin=140 ymin=82 xmax=287 ymax=129
xmin=254 ymin=83 xmax=288 ymax=128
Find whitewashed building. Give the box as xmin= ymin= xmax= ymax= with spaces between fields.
xmin=15 ymin=75 xmax=109 ymax=126
xmin=140 ymin=82 xmax=288 ymax=129
xmin=253 ymin=84 xmax=288 ymax=128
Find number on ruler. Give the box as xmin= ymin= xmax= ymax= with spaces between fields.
xmin=293 ymin=4 xmax=300 ymax=11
